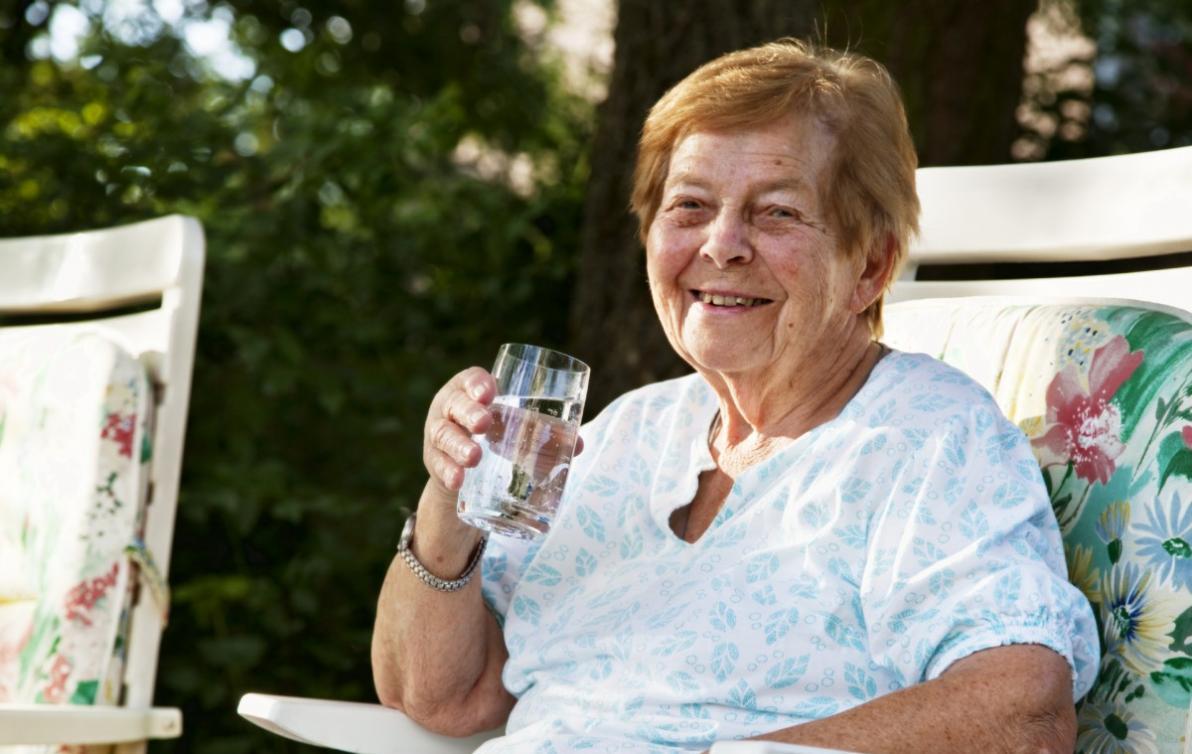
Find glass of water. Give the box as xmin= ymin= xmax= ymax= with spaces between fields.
xmin=457 ymin=343 xmax=589 ymax=539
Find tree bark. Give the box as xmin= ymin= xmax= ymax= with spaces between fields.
xmin=826 ymin=1 xmax=1038 ymax=167
xmin=570 ymin=1 xmax=1037 ymax=410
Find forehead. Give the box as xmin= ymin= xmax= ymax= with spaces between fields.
xmin=665 ymin=114 xmax=836 ymax=192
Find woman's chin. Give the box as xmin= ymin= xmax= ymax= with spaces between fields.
xmin=685 ymin=345 xmax=765 ymax=378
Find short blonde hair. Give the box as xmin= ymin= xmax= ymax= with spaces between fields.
xmin=631 ymin=39 xmax=920 ymax=337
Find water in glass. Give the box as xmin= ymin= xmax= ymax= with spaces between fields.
xmin=457 ymin=395 xmax=581 ymax=539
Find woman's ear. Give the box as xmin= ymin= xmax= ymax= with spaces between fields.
xmin=851 ymin=233 xmax=898 ymax=314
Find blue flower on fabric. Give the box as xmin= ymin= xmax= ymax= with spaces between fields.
xmin=1135 ymin=491 xmax=1192 ymax=591
xmin=1101 ymin=562 xmax=1171 ymax=674
xmin=1096 ymin=500 xmax=1131 ymax=564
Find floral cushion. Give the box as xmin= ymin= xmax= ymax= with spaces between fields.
xmin=0 ymin=327 xmax=152 ymax=753
xmin=885 ymin=298 xmax=1192 ymax=754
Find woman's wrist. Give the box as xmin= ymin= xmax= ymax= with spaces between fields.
xmin=411 ymin=479 xmax=486 ymax=569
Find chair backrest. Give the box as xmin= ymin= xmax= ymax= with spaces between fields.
xmin=890 ymin=144 xmax=1192 ymax=311
xmin=887 ymin=146 xmax=1192 ymax=754
xmin=0 ymin=215 xmax=203 ymax=714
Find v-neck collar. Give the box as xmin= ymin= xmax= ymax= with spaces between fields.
xmin=650 ymin=348 xmax=898 ymax=545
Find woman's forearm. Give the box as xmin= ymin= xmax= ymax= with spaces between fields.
xmin=749 ymin=644 xmax=1075 ymax=754
xmin=370 ymin=480 xmax=514 ymax=736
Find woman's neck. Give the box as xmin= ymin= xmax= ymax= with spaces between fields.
xmin=706 ymin=326 xmax=884 ymax=476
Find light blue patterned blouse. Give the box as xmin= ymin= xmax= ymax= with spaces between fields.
xmin=477 ymin=350 xmax=1099 ymax=754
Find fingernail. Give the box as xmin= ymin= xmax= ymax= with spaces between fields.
xmin=469 ymin=408 xmax=488 ymax=425
xmin=468 ymin=381 xmax=486 ymax=399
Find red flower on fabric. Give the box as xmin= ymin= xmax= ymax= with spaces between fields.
xmin=1032 ymin=335 xmax=1143 ymax=485
xmin=63 ymin=561 xmax=120 ymax=627
xmin=1183 ymin=426 xmax=1192 ymax=449
xmin=100 ymin=411 xmax=136 ymax=458
xmin=42 ymin=655 xmax=71 ymax=703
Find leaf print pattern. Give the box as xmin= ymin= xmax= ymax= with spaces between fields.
xmin=652 ymin=630 xmax=698 ymax=657
xmin=984 ymin=429 xmax=1022 ymax=467
xmin=512 ymin=596 xmax=541 ymax=626
xmin=474 ymin=349 xmax=1103 ymax=754
xmin=764 ymin=655 xmax=809 ymax=689
xmin=746 ymin=554 xmax=779 ymax=584
xmin=751 ymin=584 xmax=777 ymax=606
xmin=791 ymin=696 xmax=839 ymax=718
xmin=666 ymin=671 xmax=700 ymax=694
xmin=726 ymin=679 xmax=757 ymax=709
xmin=992 ymin=481 xmax=1029 ymax=510
xmin=764 ymin=608 xmax=799 ymax=645
xmin=575 ymin=505 xmax=606 ymax=542
xmin=526 ymin=563 xmax=562 ymax=586
xmin=844 ymin=663 xmax=878 ymax=701
xmin=584 ymin=475 xmax=620 ymax=497
xmin=824 ymin=614 xmax=866 ymax=652
xmin=574 ymin=548 xmax=597 ymax=577
xmin=840 ymin=477 xmax=872 ymax=504
xmin=711 ymin=643 xmax=739 ymax=682
xmin=710 ymin=602 xmax=737 ymax=632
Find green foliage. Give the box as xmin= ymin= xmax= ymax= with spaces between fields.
xmin=0 ymin=2 xmax=591 ymax=751
xmin=1022 ymin=0 xmax=1192 ymax=160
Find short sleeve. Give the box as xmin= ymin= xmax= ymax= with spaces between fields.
xmin=859 ymin=401 xmax=1100 ymax=699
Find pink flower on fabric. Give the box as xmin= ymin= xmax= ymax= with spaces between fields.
xmin=1183 ymin=426 xmax=1192 ymax=449
xmin=64 ymin=561 xmax=120 ymax=627
xmin=42 ymin=655 xmax=71 ymax=703
xmin=1032 ymin=335 xmax=1143 ymax=485
xmin=101 ymin=411 xmax=136 ymax=458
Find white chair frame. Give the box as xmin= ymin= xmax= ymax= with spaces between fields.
xmin=239 ymin=146 xmax=1192 ymax=753
xmin=0 ymin=215 xmax=204 ymax=750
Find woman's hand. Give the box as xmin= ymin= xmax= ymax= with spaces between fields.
xmin=423 ymin=367 xmax=497 ymax=500
xmin=421 ymin=366 xmax=585 ymax=505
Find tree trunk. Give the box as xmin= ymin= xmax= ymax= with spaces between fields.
xmin=570 ymin=0 xmax=1037 ymax=410
xmin=825 ymin=1 xmax=1038 ymax=166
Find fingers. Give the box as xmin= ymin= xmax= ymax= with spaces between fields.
xmin=426 ymin=446 xmax=467 ymax=492
xmin=424 ymin=416 xmax=481 ymax=493
xmin=424 ymin=367 xmax=497 ymax=492
xmin=457 ymin=367 xmax=496 ymax=405
xmin=442 ymin=387 xmax=493 ymax=435
xmin=575 ymin=434 xmax=585 ymax=456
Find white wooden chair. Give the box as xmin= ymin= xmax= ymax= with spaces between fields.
xmin=0 ymin=215 xmax=204 ymax=751
xmin=239 ymin=145 xmax=1192 ymax=753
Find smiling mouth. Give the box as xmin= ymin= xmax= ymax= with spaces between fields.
xmin=692 ymin=290 xmax=772 ymax=308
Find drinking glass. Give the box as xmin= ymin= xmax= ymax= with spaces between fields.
xmin=457 ymin=343 xmax=589 ymax=539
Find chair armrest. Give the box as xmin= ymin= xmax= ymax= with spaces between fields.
xmin=237 ymin=693 xmax=499 ymax=754
xmin=0 ymin=704 xmax=181 ymax=744
xmin=709 ymin=742 xmax=863 ymax=754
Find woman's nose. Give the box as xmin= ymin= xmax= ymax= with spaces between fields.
xmin=700 ymin=212 xmax=753 ymax=268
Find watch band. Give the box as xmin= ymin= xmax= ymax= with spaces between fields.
xmin=396 ymin=512 xmax=486 ymax=592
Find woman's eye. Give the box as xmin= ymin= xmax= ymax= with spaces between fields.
xmin=768 ymin=206 xmax=798 ymax=219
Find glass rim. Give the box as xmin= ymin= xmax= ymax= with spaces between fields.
xmin=498 ymin=343 xmax=590 ymax=375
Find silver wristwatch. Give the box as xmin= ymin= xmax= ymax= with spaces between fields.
xmin=396 ymin=513 xmax=486 ymax=592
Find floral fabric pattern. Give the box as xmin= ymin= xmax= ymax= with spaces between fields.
xmin=884 ymin=299 xmax=1192 ymax=754
xmin=0 ymin=328 xmax=152 ymax=754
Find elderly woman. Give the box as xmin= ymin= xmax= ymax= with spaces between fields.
xmin=372 ymin=40 xmax=1098 ymax=753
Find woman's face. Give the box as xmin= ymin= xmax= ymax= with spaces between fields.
xmin=645 ymin=113 xmax=870 ymax=382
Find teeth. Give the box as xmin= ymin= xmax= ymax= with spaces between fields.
xmin=699 ymin=292 xmax=761 ymax=307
